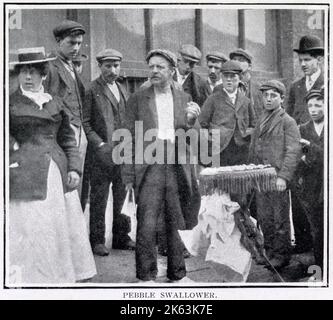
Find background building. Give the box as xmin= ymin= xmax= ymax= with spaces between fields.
xmin=8 ymin=6 xmax=325 ymax=94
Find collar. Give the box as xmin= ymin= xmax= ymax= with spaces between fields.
xmin=308 ymin=68 xmax=321 ymax=83
xmin=223 ymin=87 xmax=238 ymax=99
xmin=20 ymin=85 xmax=52 ymax=109
xmin=208 ymin=77 xmax=223 ymax=87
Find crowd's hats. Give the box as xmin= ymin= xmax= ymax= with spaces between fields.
xmin=293 ymin=35 xmax=324 ymax=55
xmin=146 ymin=49 xmax=177 ymax=67
xmin=229 ymin=48 xmax=253 ymax=64
xmin=96 ymin=49 xmax=123 ymax=63
xmin=306 ymin=87 xmax=324 ymax=102
xmin=259 ymin=79 xmax=286 ymax=96
xmin=72 ymin=53 xmax=89 ymax=63
xmin=9 ymin=47 xmax=56 ymax=66
xmin=178 ymin=44 xmax=202 ymax=62
xmin=53 ymin=20 xmax=86 ymax=38
xmin=206 ymin=51 xmax=228 ymax=63
xmin=221 ymin=60 xmax=243 ymax=74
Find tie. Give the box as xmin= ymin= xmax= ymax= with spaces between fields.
xmin=307 ymin=77 xmax=313 ymax=91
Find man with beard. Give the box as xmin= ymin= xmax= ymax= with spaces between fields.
xmin=205 ymin=51 xmax=227 ymax=95
xmin=248 ymin=80 xmax=301 ymax=270
xmin=175 ymin=44 xmax=209 ymax=107
xmin=287 ymin=35 xmax=324 ymax=255
xmin=83 ymin=49 xmax=134 ymax=256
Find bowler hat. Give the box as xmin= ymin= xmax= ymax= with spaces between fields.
xmin=306 ymin=87 xmax=324 ymax=102
xmin=293 ymin=35 xmax=324 ymax=54
xmin=146 ymin=49 xmax=177 ymax=67
xmin=96 ymin=49 xmax=123 ymax=62
xmin=53 ymin=20 xmax=85 ymax=38
xmin=229 ymin=48 xmax=253 ymax=64
xmin=221 ymin=60 xmax=243 ymax=74
xmin=179 ymin=44 xmax=202 ymax=62
xmin=260 ymin=80 xmax=286 ymax=97
xmin=206 ymin=51 xmax=228 ymax=63
xmin=10 ymin=47 xmax=56 ymax=66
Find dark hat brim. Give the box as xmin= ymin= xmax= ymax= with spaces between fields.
xmin=293 ymin=47 xmax=324 ymax=54
xmin=229 ymin=52 xmax=252 ymax=63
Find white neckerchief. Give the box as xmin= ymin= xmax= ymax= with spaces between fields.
xmin=313 ymin=121 xmax=324 ymax=137
xmin=21 ymin=85 xmax=52 ymax=109
xmin=176 ymin=68 xmax=190 ymax=86
xmin=306 ymin=69 xmax=321 ymax=91
xmin=208 ymin=77 xmax=223 ymax=92
xmin=107 ymin=82 xmax=120 ymax=103
xmin=223 ymin=88 xmax=238 ymax=105
xmin=154 ymin=86 xmax=175 ymax=142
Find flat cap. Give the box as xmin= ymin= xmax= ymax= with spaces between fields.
xmin=260 ymin=80 xmax=286 ymax=96
xmin=146 ymin=49 xmax=177 ymax=67
xmin=229 ymin=48 xmax=253 ymax=64
xmin=179 ymin=44 xmax=202 ymax=62
xmin=221 ymin=60 xmax=243 ymax=74
xmin=72 ymin=53 xmax=89 ymax=63
xmin=96 ymin=49 xmax=123 ymax=62
xmin=206 ymin=51 xmax=228 ymax=63
xmin=306 ymin=87 xmax=324 ymax=102
xmin=53 ymin=20 xmax=85 ymax=38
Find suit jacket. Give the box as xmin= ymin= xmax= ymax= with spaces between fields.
xmin=83 ymin=76 xmax=128 ymax=170
xmin=293 ymin=121 xmax=324 ymax=205
xmin=287 ymin=72 xmax=324 ymax=124
xmin=121 ymin=85 xmax=201 ymax=229
xmin=10 ymin=90 xmax=81 ymax=200
xmin=182 ymin=71 xmax=209 ymax=107
xmin=199 ymin=88 xmax=257 ymax=154
xmin=248 ymin=108 xmax=301 ymax=182
xmin=43 ymin=54 xmax=86 ymax=126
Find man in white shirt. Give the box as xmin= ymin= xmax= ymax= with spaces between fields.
xmin=122 ymin=49 xmax=201 ymax=283
xmin=83 ymin=49 xmax=134 ymax=256
xmin=287 ymin=35 xmax=324 ymax=255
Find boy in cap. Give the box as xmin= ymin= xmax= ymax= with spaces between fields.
xmin=199 ymin=60 xmax=256 ymax=167
xmin=229 ymin=48 xmax=263 ymax=118
xmin=293 ymin=88 xmax=324 ymax=273
xmin=122 ymin=49 xmax=201 ymax=283
xmin=248 ymin=80 xmax=301 ymax=269
xmin=82 ymin=49 xmax=134 ymax=256
xmin=44 ymin=19 xmax=87 ymax=196
xmin=175 ymin=44 xmax=209 ymax=107
xmin=205 ymin=51 xmax=228 ymax=95
xmin=287 ymin=35 xmax=324 ymax=254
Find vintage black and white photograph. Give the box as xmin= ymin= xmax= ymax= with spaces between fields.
xmin=0 ymin=0 xmax=331 ymax=299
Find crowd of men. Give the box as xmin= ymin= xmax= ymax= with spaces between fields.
xmin=35 ymin=19 xmax=324 ymax=282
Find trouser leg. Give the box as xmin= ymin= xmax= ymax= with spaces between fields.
xmin=89 ymin=166 xmax=110 ymax=246
xmin=111 ymin=166 xmax=131 ymax=245
xmin=136 ymin=165 xmax=164 ymax=281
xmin=165 ymin=165 xmax=186 ymax=281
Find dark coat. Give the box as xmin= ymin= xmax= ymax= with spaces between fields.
xmin=248 ymin=108 xmax=301 ymax=182
xmin=43 ymin=55 xmax=86 ymax=126
xmin=82 ymin=76 xmax=128 ymax=169
xmin=286 ymin=72 xmax=324 ymax=124
xmin=182 ymin=71 xmax=209 ymax=107
xmin=9 ymin=90 xmax=81 ymax=200
xmin=121 ymin=85 xmax=201 ymax=229
xmin=199 ymin=88 xmax=257 ymax=153
xmin=293 ymin=121 xmax=324 ymax=205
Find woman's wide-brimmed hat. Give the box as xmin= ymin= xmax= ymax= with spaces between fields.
xmin=9 ymin=47 xmax=56 ymax=66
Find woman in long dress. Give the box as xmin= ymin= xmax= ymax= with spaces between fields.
xmin=8 ymin=47 xmax=96 ymax=285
